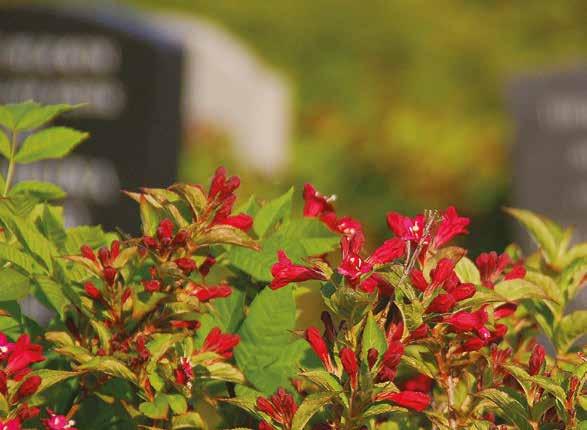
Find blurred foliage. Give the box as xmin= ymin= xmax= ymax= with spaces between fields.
xmin=131 ymin=0 xmax=587 ymax=253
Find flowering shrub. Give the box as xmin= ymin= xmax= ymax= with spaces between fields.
xmin=0 ymin=102 xmax=585 ymax=429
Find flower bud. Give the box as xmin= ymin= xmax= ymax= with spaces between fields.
xmin=305 ymin=327 xmax=333 ymax=372
xmin=103 ymin=267 xmax=117 ymax=286
xmin=175 ymin=258 xmax=197 ymax=275
xmin=529 ymin=344 xmax=546 ymax=376
xmin=98 ymin=247 xmax=110 ymax=267
xmin=367 ymin=348 xmax=378 ymax=369
xmin=80 ymin=245 xmax=96 ymax=261
xmin=375 ymin=390 xmax=431 ymax=411
xmin=340 ymin=347 xmax=358 ymax=389
xmin=0 ymin=370 xmax=7 ymax=395
xmin=84 ymin=282 xmax=101 ymax=300
xmin=16 ymin=375 xmax=42 ymax=400
xmin=172 ymin=230 xmax=189 ymax=246
xmin=142 ymin=279 xmax=161 ymax=293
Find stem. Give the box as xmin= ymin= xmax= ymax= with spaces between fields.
xmin=3 ymin=130 xmax=17 ymax=196
xmin=447 ymin=372 xmax=457 ymax=430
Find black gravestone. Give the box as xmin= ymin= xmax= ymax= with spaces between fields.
xmin=509 ymin=67 xmax=587 ymax=243
xmin=0 ymin=5 xmax=184 ymax=234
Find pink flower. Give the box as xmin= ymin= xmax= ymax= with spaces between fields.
xmin=432 ymin=206 xmax=469 ymax=249
xmin=375 ymin=390 xmax=431 ymax=411
xmin=0 ymin=333 xmax=14 ymax=360
xmin=270 ymin=251 xmax=326 ymax=290
xmin=0 ymin=419 xmax=21 ymax=430
xmin=43 ymin=410 xmax=76 ymax=430
xmin=202 ymin=328 xmax=240 ymax=359
xmin=339 ymin=348 xmax=358 ymax=389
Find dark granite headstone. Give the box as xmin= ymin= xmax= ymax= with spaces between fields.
xmin=0 ymin=5 xmax=184 ymax=234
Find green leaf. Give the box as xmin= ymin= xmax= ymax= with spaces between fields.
xmin=32 ymin=369 xmax=80 ymax=395
xmin=91 ymin=320 xmax=113 ymax=354
xmin=554 ymin=310 xmax=587 ymax=353
xmin=171 ymin=412 xmax=205 ymax=429
xmin=0 ymin=242 xmax=43 ymax=274
xmin=0 ymin=129 xmax=10 ymax=159
xmin=15 ymin=127 xmax=89 ymax=163
xmin=63 ymin=225 xmax=111 ymax=254
xmin=361 ymin=311 xmax=387 ymax=363
xmin=0 ymin=268 xmax=31 ymax=301
xmin=139 ymin=394 xmax=169 ymax=419
xmin=0 ymin=202 xmax=56 ymax=270
xmin=494 ymin=279 xmax=552 ymax=302
xmin=166 ymin=394 xmax=188 ymax=415
xmin=203 ymin=362 xmax=245 ymax=384
xmin=363 ymin=403 xmax=407 ymax=419
xmin=253 ymin=187 xmax=293 ymax=238
xmin=195 ymin=225 xmax=259 ymax=250
xmin=290 ymin=391 xmax=337 ymax=430
xmin=505 ymin=208 xmax=559 ymax=264
xmin=0 ymin=105 xmax=14 ymax=129
xmin=235 ymin=285 xmax=303 ymax=394
xmin=9 ymin=181 xmax=66 ymax=200
xmin=16 ymin=103 xmax=82 ymax=131
xmin=34 ymin=276 xmax=71 ymax=319
xmin=299 ymin=369 xmax=348 ymax=408
xmin=77 ymin=357 xmax=137 ymax=384
xmin=559 ymin=257 xmax=587 ymax=303
xmin=455 ymin=256 xmax=481 ymax=284
xmin=400 ymin=347 xmax=437 ymax=378
xmin=38 ymin=205 xmax=67 ymax=248
xmin=169 ymin=183 xmax=208 ymax=218
xmin=1 ymin=101 xmax=38 ymax=129
xmin=477 ymin=388 xmax=531 ymax=430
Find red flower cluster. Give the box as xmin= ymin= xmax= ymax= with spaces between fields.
xmin=445 ymin=307 xmax=508 ymax=352
xmin=270 ymin=251 xmax=327 ymax=290
xmin=476 ymin=251 xmax=526 ymax=289
xmin=81 ymin=240 xmax=120 ymax=286
xmin=208 ymin=167 xmax=253 ymax=231
xmin=201 ymin=327 xmax=240 ymax=359
xmin=256 ymin=388 xmax=298 ymax=430
xmin=142 ymin=218 xmax=189 ymax=253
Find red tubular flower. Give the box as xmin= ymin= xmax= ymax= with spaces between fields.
xmin=174 ymin=357 xmax=194 ymax=388
xmin=102 ymin=267 xmax=117 ymax=286
xmin=17 ymin=404 xmax=40 ymax=421
xmin=528 ymin=344 xmax=546 ymax=376
xmin=338 ymin=234 xmax=372 ymax=284
xmin=360 ymin=274 xmax=392 ymax=295
xmin=449 ymin=283 xmax=476 ymax=301
xmin=376 ymin=390 xmax=431 ymax=411
xmin=80 ymin=245 xmax=96 ymax=262
xmin=83 ymin=282 xmax=101 ymax=300
xmin=408 ymin=323 xmax=429 ymax=341
xmin=0 ymin=419 xmax=21 ymax=430
xmin=367 ymin=238 xmax=405 ymax=265
xmin=410 ymin=270 xmax=428 ymax=293
xmin=334 ymin=216 xmax=363 ymax=237
xmin=367 ymin=348 xmax=379 ymax=369
xmin=215 ymin=213 xmax=254 ymax=231
xmin=459 ymin=336 xmax=486 ymax=352
xmin=426 ymin=293 xmax=456 ymax=313
xmin=170 ymin=320 xmax=200 ymax=330
xmin=157 ymin=219 xmax=175 ymax=242
xmin=402 ymin=374 xmax=433 ymax=393
xmin=381 ymin=340 xmax=404 ymax=369
xmin=6 ymin=335 xmax=45 ymax=375
xmin=142 ymin=279 xmax=161 ymax=293
xmin=191 ymin=284 xmax=232 ymax=302
xmin=208 ymin=167 xmax=240 ymax=200
xmin=270 ymin=251 xmax=326 ymax=290
xmin=198 ymin=255 xmax=216 ymax=277
xmin=386 ymin=212 xmax=426 ymax=242
xmin=175 ymin=258 xmax=197 ymax=275
xmin=256 ymin=388 xmax=298 ymax=427
xmin=339 ymin=348 xmax=359 ymax=389
xmin=444 ymin=309 xmax=487 ymax=333
xmin=258 ymin=421 xmax=275 ymax=430
xmin=0 ymin=371 xmax=7 ymax=395
xmin=432 ymin=206 xmax=469 ymax=249
xmin=172 ymin=230 xmax=188 ymax=246
xmin=495 ymin=303 xmax=517 ymax=320
xmin=15 ymin=375 xmax=42 ymax=400
xmin=305 ymin=327 xmax=333 ymax=372
xmin=505 ymin=264 xmax=526 ymax=281
xmin=430 ymin=259 xmax=456 ymax=287
xmin=202 ymin=327 xmax=240 ymax=359
xmin=303 ymin=183 xmax=335 ymax=218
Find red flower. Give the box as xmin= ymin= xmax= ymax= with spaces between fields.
xmin=402 ymin=374 xmax=433 ymax=393
xmin=528 ymin=344 xmax=546 ymax=376
xmin=448 ymin=283 xmax=476 ymax=301
xmin=444 ymin=308 xmax=487 ymax=333
xmin=360 ymin=274 xmax=392 ymax=295
xmin=381 ymin=340 xmax=404 ymax=370
xmin=408 ymin=324 xmax=429 ymax=341
xmin=386 ymin=212 xmax=427 ymax=242
xmin=367 ymin=348 xmax=379 ymax=369
xmin=157 ymin=219 xmax=175 ymax=242
xmin=83 ymin=282 xmax=101 ymax=300
xmin=494 ymin=303 xmax=517 ymax=320
xmin=43 ymin=409 xmax=76 ymax=430
xmin=305 ymin=327 xmax=333 ymax=372
xmin=142 ymin=279 xmax=161 ymax=293
xmin=258 ymin=421 xmax=275 ymax=430
xmin=476 ymin=252 xmax=525 ymax=289
xmin=367 ymin=238 xmax=405 ymax=265
xmin=198 ymin=255 xmax=216 ymax=277
xmin=338 ymin=234 xmax=372 ymax=284
xmin=170 ymin=320 xmax=200 ymax=330
xmin=0 ymin=419 xmax=21 ymax=430
xmin=339 ymin=348 xmax=358 ymax=389
xmin=80 ymin=245 xmax=96 ymax=262
xmin=0 ymin=333 xmax=15 ymax=360
xmin=202 ymin=327 xmax=240 ymax=359
xmin=432 ymin=206 xmax=469 ymax=249
xmin=410 ymin=270 xmax=428 ymax=293
xmin=208 ymin=167 xmax=240 ymax=201
xmin=215 ymin=213 xmax=254 ymax=231
xmin=174 ymin=356 xmax=194 ymax=388
xmin=190 ymin=284 xmax=232 ymax=302
xmin=376 ymin=390 xmax=431 ymax=411
xmin=256 ymin=388 xmax=298 ymax=427
xmin=15 ymin=375 xmax=41 ymax=400
xmin=175 ymin=258 xmax=197 ymax=275
xmin=0 ymin=371 xmax=6 ymax=395
xmin=6 ymin=335 xmax=45 ymax=376
xmin=303 ymin=183 xmax=335 ymax=218
xmin=426 ymin=293 xmax=456 ymax=313
xmin=270 ymin=251 xmax=326 ymax=290
xmin=102 ymin=267 xmax=117 ymax=286
xmin=429 ymin=259 xmax=456 ymax=287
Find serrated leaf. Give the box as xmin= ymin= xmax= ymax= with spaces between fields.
xmin=477 ymin=388 xmax=531 ymax=430
xmin=15 ymin=127 xmax=89 ymax=163
xmin=91 ymin=320 xmax=112 ymax=354
xmin=63 ymin=225 xmax=111 ymax=254
xmin=299 ymin=369 xmax=348 ymax=408
xmin=195 ymin=225 xmax=259 ymax=250
xmin=77 ymin=357 xmax=137 ymax=384
xmin=400 ymin=351 xmax=436 ymax=378
xmin=291 ymin=391 xmax=337 ymax=430
xmin=0 ymin=242 xmax=42 ymax=274
xmin=554 ymin=310 xmax=587 ymax=353
xmin=45 ymin=331 xmax=75 ymax=347
xmin=0 ymin=129 xmax=10 ymax=159
xmin=253 ymin=187 xmax=293 ymax=238
xmin=10 ymin=181 xmax=66 ymax=200
xmin=0 ymin=268 xmax=31 ymax=301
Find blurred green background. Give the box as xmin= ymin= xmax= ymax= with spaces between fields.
xmin=129 ymin=0 xmax=587 ymax=253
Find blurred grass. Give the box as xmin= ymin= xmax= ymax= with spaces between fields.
xmin=130 ymin=0 xmax=587 ymax=253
